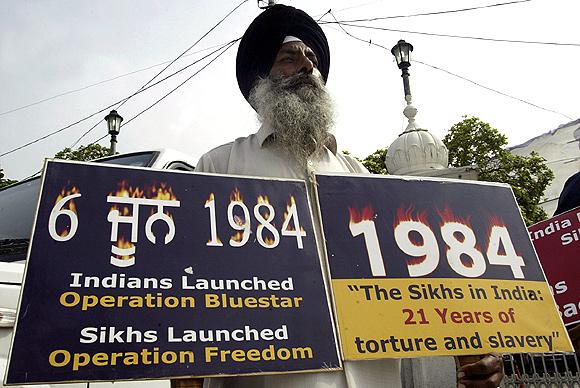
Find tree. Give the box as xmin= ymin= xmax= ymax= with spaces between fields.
xmin=361 ymin=148 xmax=389 ymax=175
xmin=0 ymin=168 xmax=17 ymax=189
xmin=443 ymin=116 xmax=554 ymax=225
xmin=54 ymin=144 xmax=112 ymax=161
xmin=343 ymin=148 xmax=389 ymax=175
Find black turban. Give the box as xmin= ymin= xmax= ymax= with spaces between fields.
xmin=554 ymin=171 xmax=580 ymax=216
xmin=236 ymin=4 xmax=330 ymax=105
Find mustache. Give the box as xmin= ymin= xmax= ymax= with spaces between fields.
xmin=274 ymin=72 xmax=324 ymax=90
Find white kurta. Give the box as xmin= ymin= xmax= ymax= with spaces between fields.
xmin=196 ymin=124 xmax=402 ymax=388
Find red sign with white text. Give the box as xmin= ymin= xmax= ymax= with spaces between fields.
xmin=528 ymin=206 xmax=580 ymax=326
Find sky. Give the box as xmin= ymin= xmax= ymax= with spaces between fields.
xmin=1 ymin=0 xmax=579 ymax=180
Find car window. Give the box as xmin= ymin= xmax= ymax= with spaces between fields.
xmin=0 ymin=152 xmax=158 ymax=263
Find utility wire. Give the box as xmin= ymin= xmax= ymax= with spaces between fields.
xmin=69 ymin=120 xmax=102 ymax=149
xmin=120 ymin=40 xmax=238 ymax=128
xmin=326 ymin=12 xmax=574 ymax=121
xmin=0 ymin=0 xmax=554 ymax=118
xmin=1 ymin=40 xmax=238 ymax=159
xmin=326 ymin=0 xmax=532 ymax=23
xmin=68 ymin=0 xmax=248 ymax=150
xmin=2 ymin=0 xmax=532 ymax=118
xmin=115 ymin=0 xmax=248 ymax=111
xmin=69 ymin=39 xmax=241 ymax=149
xmin=0 ymin=0 xmax=247 ymax=120
xmin=90 ymin=39 xmax=239 ymax=146
xmin=0 ymin=104 xmax=115 ymax=159
xmin=322 ymin=21 xmax=580 ymax=47
xmin=317 ymin=9 xmax=331 ymax=22
xmin=412 ymin=58 xmax=574 ymax=120
xmin=327 ymin=12 xmax=390 ymax=50
xmin=23 ymin=39 xmax=238 ymax=179
xmin=0 ymin=42 xmax=233 ymax=118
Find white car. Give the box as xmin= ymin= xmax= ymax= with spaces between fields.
xmin=0 ymin=150 xmax=197 ymax=388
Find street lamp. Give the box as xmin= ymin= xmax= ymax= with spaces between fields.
xmin=104 ymin=110 xmax=123 ymax=154
xmin=391 ymin=39 xmax=413 ymax=98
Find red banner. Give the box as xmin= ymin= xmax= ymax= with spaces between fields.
xmin=528 ymin=206 xmax=580 ymax=326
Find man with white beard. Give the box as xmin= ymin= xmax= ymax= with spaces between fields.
xmin=195 ymin=5 xmax=503 ymax=388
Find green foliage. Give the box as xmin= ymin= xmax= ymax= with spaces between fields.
xmin=361 ymin=148 xmax=389 ymax=175
xmin=0 ymin=168 xmax=18 ymax=189
xmin=54 ymin=144 xmax=113 ymax=161
xmin=443 ymin=116 xmax=554 ymax=225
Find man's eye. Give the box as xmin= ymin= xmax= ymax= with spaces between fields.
xmin=280 ymin=57 xmax=293 ymax=63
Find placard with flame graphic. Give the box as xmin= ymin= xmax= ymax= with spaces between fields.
xmin=7 ymin=160 xmax=340 ymax=385
xmin=315 ymin=173 xmax=573 ymax=359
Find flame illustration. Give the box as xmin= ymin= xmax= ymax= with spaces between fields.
xmin=487 ymin=214 xmax=506 ymax=230
xmin=263 ymin=236 xmax=276 ymax=246
xmin=55 ymin=186 xmax=81 ymax=237
xmin=230 ymin=188 xmax=243 ymax=202
xmin=392 ymin=205 xmax=429 ymax=229
xmin=436 ymin=205 xmax=479 ymax=268
xmin=486 ymin=214 xmax=508 ymax=255
xmin=231 ymin=232 xmax=244 ymax=243
xmin=108 ymin=181 xmax=178 ymax=217
xmin=115 ymin=236 xmax=135 ymax=261
xmin=256 ymin=195 xmax=272 ymax=218
xmin=349 ymin=205 xmax=375 ymax=225
xmin=108 ymin=180 xmax=144 ymax=198
xmin=229 ymin=189 xmax=249 ymax=244
xmin=148 ymin=182 xmax=177 ymax=201
xmin=108 ymin=180 xmax=144 ymax=216
xmin=436 ymin=206 xmax=472 ymax=229
xmin=392 ymin=205 xmax=431 ymax=265
xmin=148 ymin=183 xmax=178 ymax=218
xmin=283 ymin=196 xmax=305 ymax=232
xmin=205 ymin=193 xmax=222 ymax=245
xmin=205 ymin=193 xmax=215 ymax=206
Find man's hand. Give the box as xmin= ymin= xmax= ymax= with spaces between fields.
xmin=456 ymin=354 xmax=503 ymax=388
xmin=568 ymin=323 xmax=580 ymax=351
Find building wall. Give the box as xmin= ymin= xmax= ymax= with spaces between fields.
xmin=510 ymin=119 xmax=580 ymax=217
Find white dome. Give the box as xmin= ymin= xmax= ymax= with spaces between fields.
xmin=386 ymin=129 xmax=449 ymax=175
xmin=385 ymin=99 xmax=449 ymax=175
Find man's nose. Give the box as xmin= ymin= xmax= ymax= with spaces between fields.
xmin=297 ymin=53 xmax=314 ymax=74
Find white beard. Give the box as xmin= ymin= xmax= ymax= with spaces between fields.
xmin=249 ymin=73 xmax=335 ymax=166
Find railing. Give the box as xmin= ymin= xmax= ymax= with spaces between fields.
xmin=501 ymin=352 xmax=580 ymax=387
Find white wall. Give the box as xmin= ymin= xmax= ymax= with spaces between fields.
xmin=510 ymin=119 xmax=580 ymax=217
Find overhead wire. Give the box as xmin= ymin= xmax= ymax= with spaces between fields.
xmin=18 ymin=37 xmax=240 ymax=179
xmin=5 ymin=1 xmax=576 ymax=163
xmin=0 ymin=42 xmax=236 ymax=118
xmin=69 ymin=38 xmax=240 ymax=148
xmin=89 ymin=38 xmax=239 ymax=146
xmin=0 ymin=38 xmax=239 ymax=159
xmin=115 ymin=0 xmax=248 ymax=111
xmin=2 ymin=0 xmax=536 ymax=118
xmin=325 ymin=0 xmax=532 ymax=23
xmin=324 ymin=11 xmax=574 ymax=121
xmin=320 ymin=21 xmax=580 ymax=47
xmin=411 ymin=58 xmax=574 ymax=120
xmin=2 ymin=0 xmax=249 ymax=159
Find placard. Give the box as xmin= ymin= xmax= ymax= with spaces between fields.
xmin=315 ymin=174 xmax=573 ymax=360
xmin=528 ymin=206 xmax=580 ymax=326
xmin=5 ymin=160 xmax=340 ymax=385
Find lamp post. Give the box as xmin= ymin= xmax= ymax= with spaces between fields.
xmin=385 ymin=39 xmax=450 ymax=176
xmin=104 ymin=110 xmax=123 ymax=154
xmin=391 ymin=39 xmax=414 ymax=99
xmin=258 ymin=0 xmax=276 ymax=9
